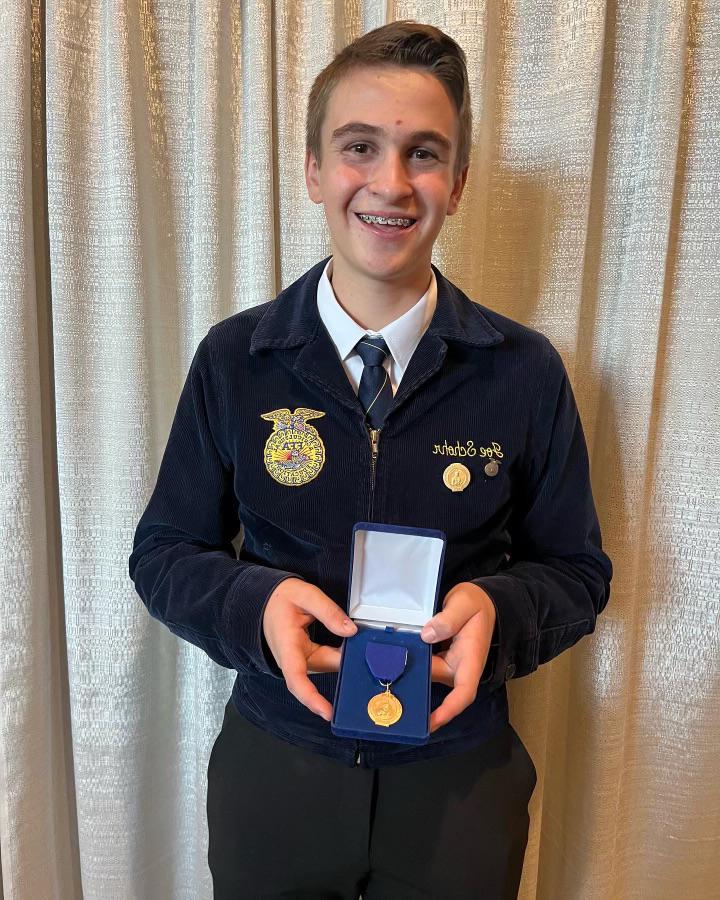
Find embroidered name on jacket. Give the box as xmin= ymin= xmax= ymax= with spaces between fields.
xmin=261 ymin=408 xmax=326 ymax=486
xmin=432 ymin=440 xmax=504 ymax=459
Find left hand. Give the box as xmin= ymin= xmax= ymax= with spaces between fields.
xmin=421 ymin=582 xmax=497 ymax=733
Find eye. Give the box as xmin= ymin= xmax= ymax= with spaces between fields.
xmin=411 ymin=148 xmax=438 ymax=161
xmin=348 ymin=142 xmax=371 ymax=154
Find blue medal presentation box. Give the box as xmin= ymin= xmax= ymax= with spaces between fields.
xmin=331 ymin=522 xmax=447 ymax=745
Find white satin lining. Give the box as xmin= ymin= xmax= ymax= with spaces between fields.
xmin=348 ymin=528 xmax=444 ymax=631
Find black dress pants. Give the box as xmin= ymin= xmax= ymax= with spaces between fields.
xmin=207 ymin=699 xmax=537 ymax=900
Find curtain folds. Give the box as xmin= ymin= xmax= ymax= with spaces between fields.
xmin=1 ymin=1 xmax=718 ymax=898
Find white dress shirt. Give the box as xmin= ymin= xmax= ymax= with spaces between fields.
xmin=316 ymin=258 xmax=437 ymax=396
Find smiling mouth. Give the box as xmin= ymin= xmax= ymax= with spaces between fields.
xmin=356 ymin=213 xmax=417 ymax=228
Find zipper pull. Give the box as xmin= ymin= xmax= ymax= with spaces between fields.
xmin=369 ymin=427 xmax=380 ymax=456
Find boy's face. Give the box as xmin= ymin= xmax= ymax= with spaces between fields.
xmin=305 ymin=65 xmax=468 ymax=292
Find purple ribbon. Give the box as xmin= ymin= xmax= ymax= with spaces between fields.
xmin=365 ymin=642 xmax=408 ymax=684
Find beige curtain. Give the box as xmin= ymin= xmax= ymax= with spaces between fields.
xmin=2 ymin=1 xmax=718 ymax=897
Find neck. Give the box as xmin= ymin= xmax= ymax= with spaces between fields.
xmin=329 ymin=260 xmax=431 ymax=331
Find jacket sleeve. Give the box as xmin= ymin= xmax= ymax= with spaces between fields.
xmin=128 ymin=329 xmax=302 ymax=675
xmin=474 ymin=343 xmax=612 ymax=690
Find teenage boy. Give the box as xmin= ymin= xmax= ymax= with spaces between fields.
xmin=129 ymin=21 xmax=612 ymax=900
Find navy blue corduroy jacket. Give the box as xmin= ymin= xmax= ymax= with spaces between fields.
xmin=128 ymin=257 xmax=612 ymax=767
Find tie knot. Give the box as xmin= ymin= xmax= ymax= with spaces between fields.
xmin=355 ymin=335 xmax=389 ymax=367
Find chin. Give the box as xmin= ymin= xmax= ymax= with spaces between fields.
xmin=354 ymin=248 xmax=425 ymax=275
xmin=359 ymin=262 xmax=415 ymax=282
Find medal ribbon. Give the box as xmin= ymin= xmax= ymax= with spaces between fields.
xmin=365 ymin=642 xmax=407 ymax=684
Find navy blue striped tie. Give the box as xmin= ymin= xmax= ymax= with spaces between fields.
xmin=355 ymin=336 xmax=393 ymax=428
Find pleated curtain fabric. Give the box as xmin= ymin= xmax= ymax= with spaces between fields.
xmin=1 ymin=2 xmax=719 ymax=898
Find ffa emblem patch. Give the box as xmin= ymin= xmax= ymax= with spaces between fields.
xmin=260 ymin=408 xmax=326 ymax=486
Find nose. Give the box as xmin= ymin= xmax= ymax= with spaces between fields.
xmin=368 ymin=150 xmax=413 ymax=202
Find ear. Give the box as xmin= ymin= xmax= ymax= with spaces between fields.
xmin=305 ymin=148 xmax=323 ymax=204
xmin=446 ymin=164 xmax=469 ymax=216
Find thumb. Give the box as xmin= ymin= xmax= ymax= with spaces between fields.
xmin=420 ymin=603 xmax=463 ymax=644
xmin=422 ymin=584 xmax=492 ymax=643
xmin=421 ymin=613 xmax=452 ymax=644
xmin=301 ymin=586 xmax=358 ymax=638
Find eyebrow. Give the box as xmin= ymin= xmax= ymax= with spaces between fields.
xmin=330 ymin=122 xmax=452 ymax=153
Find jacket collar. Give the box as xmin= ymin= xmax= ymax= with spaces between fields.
xmin=249 ymin=256 xmax=504 ymax=355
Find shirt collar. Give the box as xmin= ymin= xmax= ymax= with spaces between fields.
xmin=316 ymin=258 xmax=437 ymax=370
xmin=249 ymin=256 xmax=504 ymax=355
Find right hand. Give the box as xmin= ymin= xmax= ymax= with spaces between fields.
xmin=262 ymin=578 xmax=357 ymax=722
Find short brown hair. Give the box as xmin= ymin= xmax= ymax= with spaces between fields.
xmin=306 ymin=21 xmax=472 ymax=176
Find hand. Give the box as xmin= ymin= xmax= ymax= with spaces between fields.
xmin=263 ymin=578 xmax=357 ymax=722
xmin=421 ymin=582 xmax=496 ymax=734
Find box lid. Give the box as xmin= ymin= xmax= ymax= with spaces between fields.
xmin=348 ymin=522 xmax=446 ymax=630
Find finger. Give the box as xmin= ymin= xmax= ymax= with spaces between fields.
xmin=306 ymin=644 xmax=343 ymax=674
xmin=430 ymin=653 xmax=454 ymax=687
xmin=429 ymin=653 xmax=483 ymax=732
xmin=430 ymin=654 xmax=482 ymax=732
xmin=281 ymin=645 xmax=334 ymax=721
xmin=429 ymin=683 xmax=478 ymax=733
xmin=297 ymin=586 xmax=358 ymax=639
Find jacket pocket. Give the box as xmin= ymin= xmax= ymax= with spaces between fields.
xmin=237 ymin=501 xmax=323 ymax=577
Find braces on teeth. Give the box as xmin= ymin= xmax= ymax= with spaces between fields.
xmin=358 ymin=214 xmax=414 ymax=227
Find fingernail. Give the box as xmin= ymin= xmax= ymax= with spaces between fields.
xmin=423 ymin=626 xmax=437 ymax=642
xmin=343 ymin=619 xmax=356 ymax=631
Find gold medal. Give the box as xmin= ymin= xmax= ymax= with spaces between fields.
xmin=367 ymin=684 xmax=403 ymax=727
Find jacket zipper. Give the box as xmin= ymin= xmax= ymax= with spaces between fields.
xmin=351 ymin=427 xmax=379 ymax=768
xmin=355 ymin=428 xmax=379 ymax=766
xmin=368 ymin=427 xmax=381 ymax=520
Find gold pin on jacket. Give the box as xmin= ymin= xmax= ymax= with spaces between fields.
xmin=260 ymin=408 xmax=325 ymax=486
xmin=443 ymin=462 xmax=471 ymax=492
